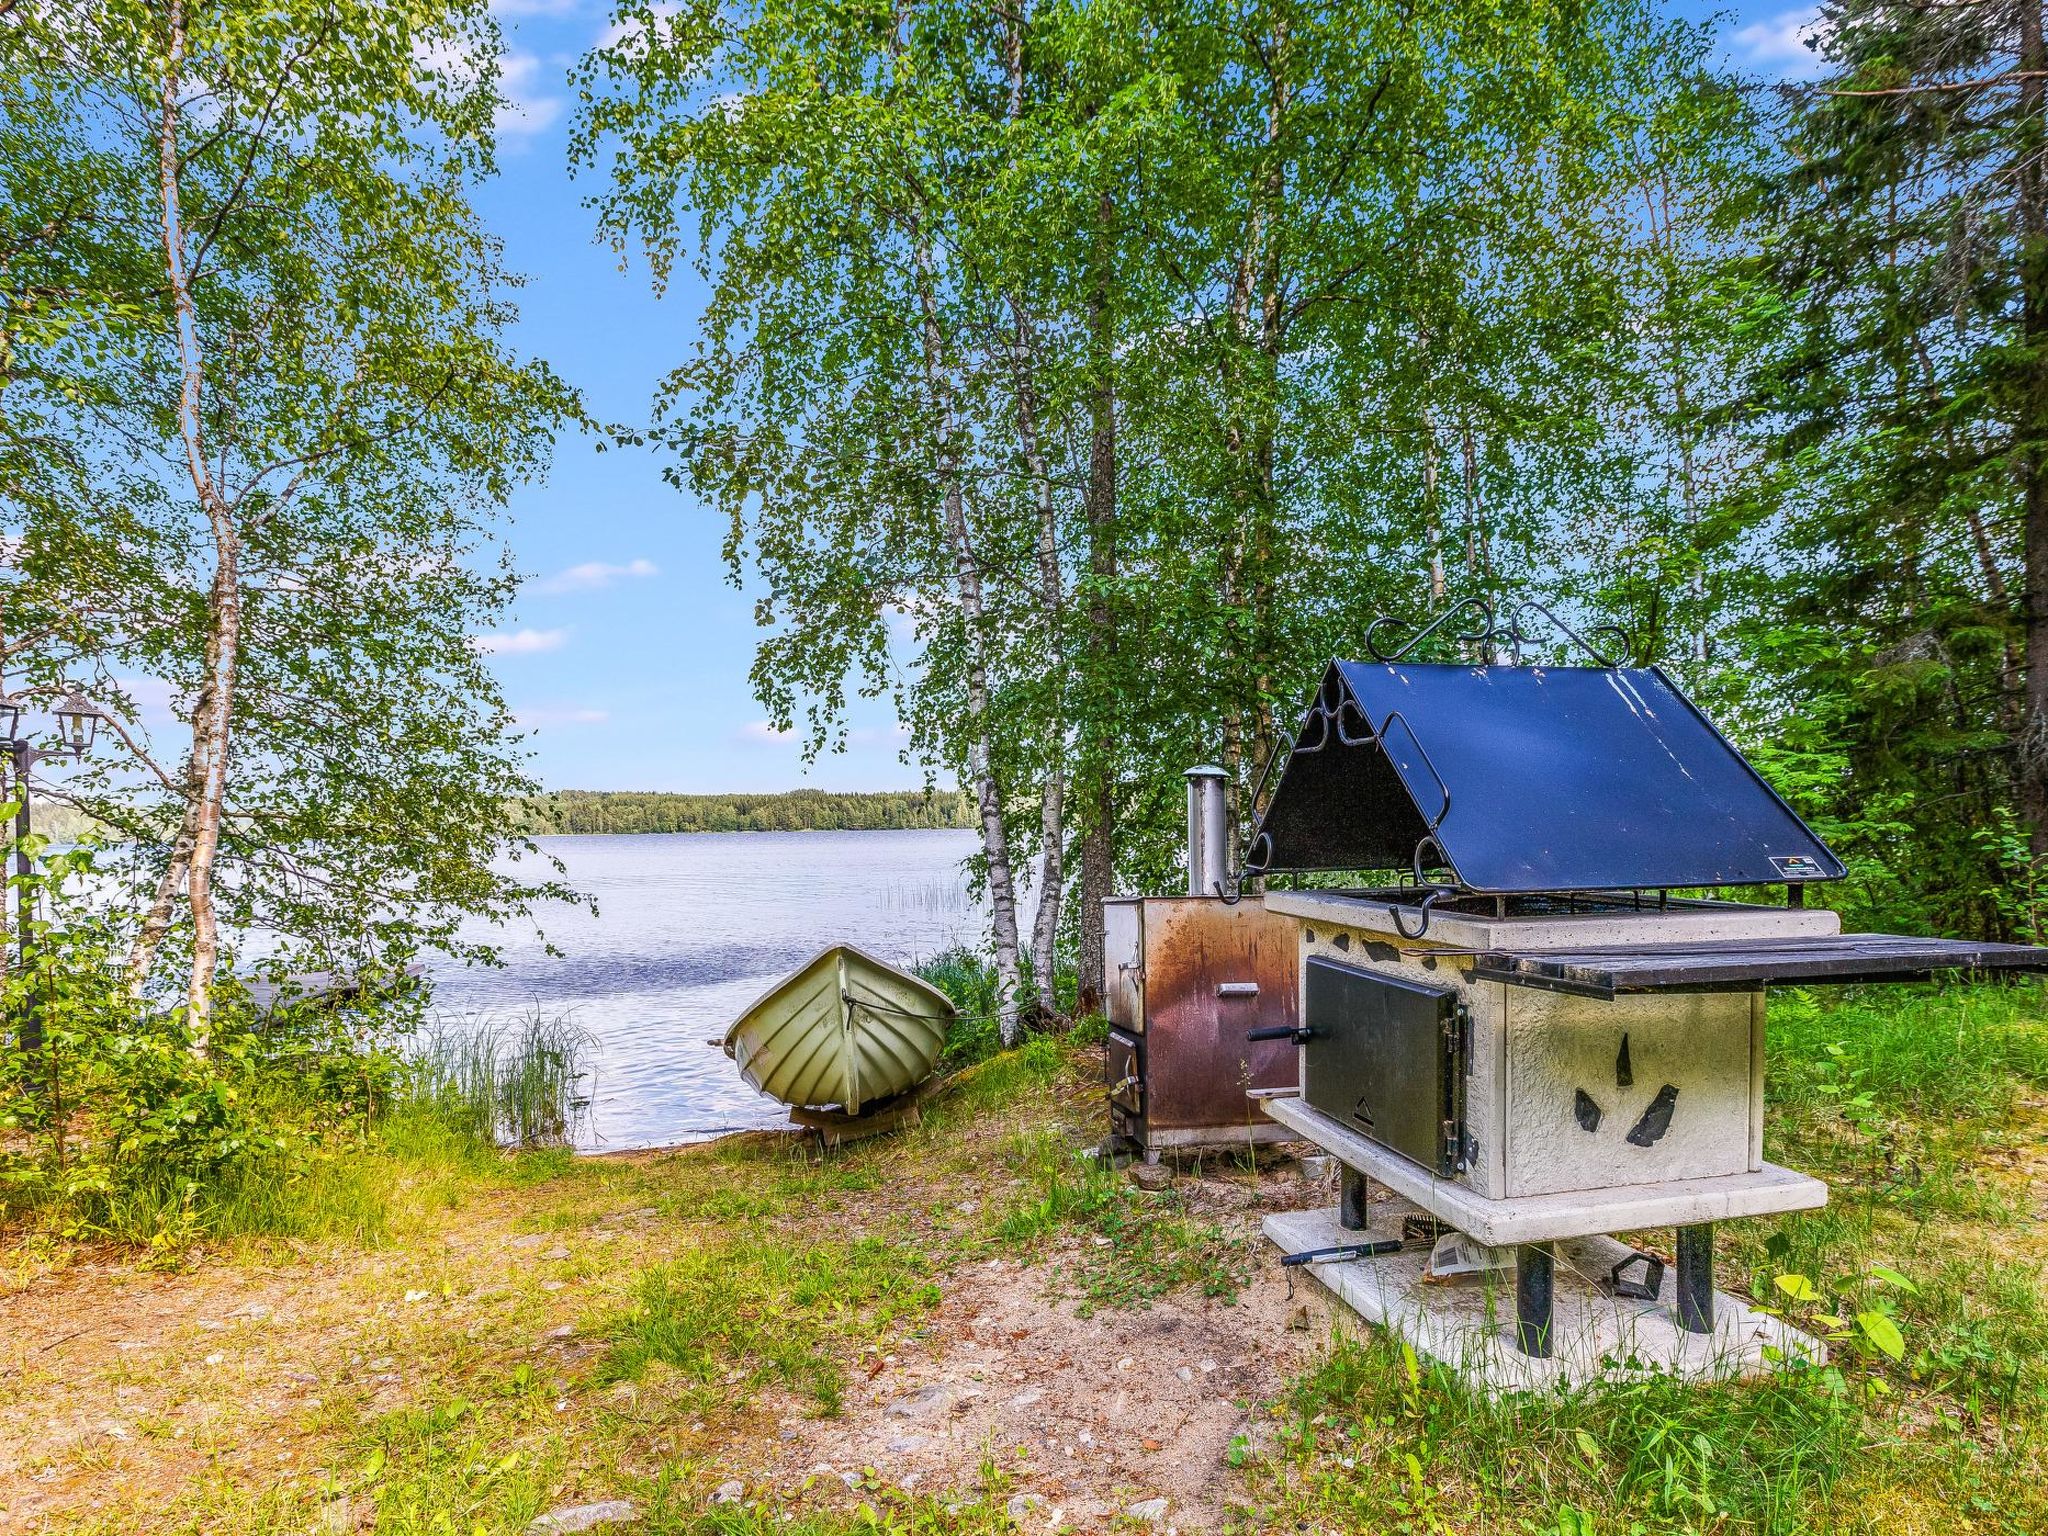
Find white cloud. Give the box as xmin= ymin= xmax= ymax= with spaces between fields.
xmin=474 ymin=627 xmax=570 ymax=655
xmin=599 ymin=3 xmax=685 ymax=54
xmin=495 ymin=51 xmax=565 ymax=137
xmin=514 ymin=705 xmax=610 ymax=727
xmin=532 ymin=557 xmax=660 ymax=594
xmin=415 ymin=36 xmax=562 ymax=138
xmin=1731 ymin=6 xmax=1831 ymax=80
xmin=737 ymin=720 xmax=795 ymax=744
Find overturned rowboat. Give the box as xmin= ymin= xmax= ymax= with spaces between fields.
xmin=722 ymin=944 xmax=955 ymax=1116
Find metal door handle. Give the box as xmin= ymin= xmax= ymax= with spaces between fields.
xmin=1246 ymin=1025 xmax=1313 ymax=1043
xmin=1216 ymin=981 xmax=1260 ymax=998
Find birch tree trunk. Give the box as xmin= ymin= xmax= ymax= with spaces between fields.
xmin=908 ymin=216 xmax=1026 ymax=1043
xmin=157 ymin=0 xmax=240 ymax=1044
xmin=1000 ymin=10 xmax=1065 ymax=1019
xmin=1075 ymin=189 xmax=1118 ymax=1017
xmin=1009 ymin=298 xmax=1066 ymax=1017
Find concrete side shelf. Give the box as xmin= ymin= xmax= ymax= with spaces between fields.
xmin=1265 ymin=1205 xmax=1823 ymax=1394
xmin=1263 ymin=1095 xmax=1827 ymax=1246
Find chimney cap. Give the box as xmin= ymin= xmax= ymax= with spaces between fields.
xmin=1184 ymin=764 xmax=1226 ymax=780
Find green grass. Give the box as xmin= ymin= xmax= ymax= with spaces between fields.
xmin=597 ymin=1234 xmax=941 ymax=1416
xmin=409 ymin=1010 xmax=598 ymax=1149
xmin=987 ymin=1126 xmax=1252 ymax=1314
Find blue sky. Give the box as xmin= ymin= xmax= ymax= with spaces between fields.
xmin=471 ymin=0 xmax=1826 ymax=794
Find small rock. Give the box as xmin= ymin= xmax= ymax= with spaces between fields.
xmin=527 ymin=1501 xmax=640 ymax=1534
xmin=541 ymin=1247 xmax=571 ymax=1261
xmin=883 ymin=1384 xmax=952 ymax=1418
xmin=1077 ymin=1429 xmax=1094 ymax=1448
xmin=1126 ymin=1497 xmax=1170 ymax=1524
xmin=711 ymin=1480 xmax=745 ymax=1504
xmin=1175 ymin=1366 xmax=1193 ymax=1384
xmin=1299 ymin=1154 xmax=1335 ymax=1182
xmin=1010 ymin=1388 xmax=1044 ymax=1408
xmin=1007 ymin=1493 xmax=1045 ymax=1521
xmin=1115 ymin=1357 xmax=1134 ymax=1371
xmin=606 ymin=1382 xmax=638 ymax=1403
xmin=1287 ymin=1305 xmax=1313 ymax=1331
xmin=886 ymin=1436 xmax=925 ymax=1453
xmin=1199 ymin=1359 xmax=1217 ymax=1373
xmin=542 ymin=1280 xmax=566 ymax=1293
xmin=545 ymin=1325 xmax=576 ymax=1342
xmin=1129 ymin=1162 xmax=1174 ymax=1192
xmin=509 ymin=1234 xmax=544 ymax=1250
xmin=404 ymin=1290 xmax=430 ymax=1304
xmin=313 ymin=1496 xmax=357 ymax=1533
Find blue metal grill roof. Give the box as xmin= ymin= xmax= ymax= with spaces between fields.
xmin=1246 ymin=661 xmax=1845 ymax=894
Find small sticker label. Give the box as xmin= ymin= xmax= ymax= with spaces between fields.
xmin=1771 ymin=855 xmax=1826 ymax=879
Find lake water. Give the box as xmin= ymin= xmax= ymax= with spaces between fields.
xmin=428 ymin=830 xmax=985 ymax=1149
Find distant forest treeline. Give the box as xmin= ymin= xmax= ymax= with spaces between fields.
xmin=514 ymin=789 xmax=976 ymax=835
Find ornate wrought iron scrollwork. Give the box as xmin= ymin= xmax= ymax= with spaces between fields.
xmin=1365 ymin=594 xmax=1632 ymax=669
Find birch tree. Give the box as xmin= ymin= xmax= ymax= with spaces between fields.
xmin=3 ymin=1 xmax=575 ymax=1032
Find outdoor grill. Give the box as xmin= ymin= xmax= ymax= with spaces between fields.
xmin=1102 ymin=769 xmax=1300 ymax=1161
xmin=1233 ymin=597 xmax=2048 ymax=1388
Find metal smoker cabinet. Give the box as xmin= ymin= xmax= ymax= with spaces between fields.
xmin=1103 ymin=894 xmax=1299 ymax=1159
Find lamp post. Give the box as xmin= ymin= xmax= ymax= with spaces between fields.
xmin=1 ymin=685 xmax=105 ymax=1056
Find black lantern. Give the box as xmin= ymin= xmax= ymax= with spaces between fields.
xmin=51 ymin=685 xmax=104 ymax=757
xmin=0 ymin=694 xmax=20 ymax=743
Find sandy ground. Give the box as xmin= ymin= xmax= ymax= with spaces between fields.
xmin=751 ymin=1241 xmax=1324 ymax=1532
xmin=0 ymin=1139 xmax=1345 ymax=1534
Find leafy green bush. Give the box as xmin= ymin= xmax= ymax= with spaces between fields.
xmin=0 ymin=844 xmax=588 ymax=1249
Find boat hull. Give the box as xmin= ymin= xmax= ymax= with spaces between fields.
xmin=722 ymin=945 xmax=955 ymax=1112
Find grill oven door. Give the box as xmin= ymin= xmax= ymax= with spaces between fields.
xmin=1303 ymin=957 xmax=1462 ymax=1175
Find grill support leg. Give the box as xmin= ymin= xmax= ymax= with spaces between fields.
xmin=1339 ymin=1166 xmax=1370 ymax=1231
xmin=1515 ymin=1243 xmax=1554 ymax=1359
xmin=1676 ymin=1223 xmax=1715 ymax=1334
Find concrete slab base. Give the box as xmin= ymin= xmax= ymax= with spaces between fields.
xmin=1265 ymin=1204 xmax=1824 ymax=1395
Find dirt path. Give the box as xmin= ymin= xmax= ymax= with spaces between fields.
xmin=0 ymin=1129 xmax=1338 ymax=1534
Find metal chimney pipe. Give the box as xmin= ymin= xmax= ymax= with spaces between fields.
xmin=1185 ymin=765 xmax=1229 ymax=897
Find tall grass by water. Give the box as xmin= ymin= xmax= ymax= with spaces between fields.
xmin=409 ymin=1010 xmax=597 ymax=1149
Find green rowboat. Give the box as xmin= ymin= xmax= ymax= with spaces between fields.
xmin=722 ymin=944 xmax=956 ymax=1113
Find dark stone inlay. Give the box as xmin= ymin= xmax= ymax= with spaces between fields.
xmin=1365 ymin=940 xmax=1402 ymax=963
xmin=1421 ymin=954 xmax=1438 ymax=970
xmin=1616 ymin=1032 xmax=1634 ymax=1088
xmin=1332 ymin=932 xmax=1352 ymax=952
xmin=1573 ymin=1088 xmax=1603 ymax=1132
xmin=1625 ymin=1084 xmax=1680 ymax=1147
xmin=1304 ymin=929 xmax=1316 ymax=944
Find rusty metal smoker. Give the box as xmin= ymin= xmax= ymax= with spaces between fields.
xmin=1102 ymin=767 xmax=1299 ymax=1161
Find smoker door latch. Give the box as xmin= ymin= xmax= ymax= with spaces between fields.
xmin=1247 ymin=1024 xmax=1314 ymax=1044
xmin=1451 ymin=1001 xmax=1474 ymax=1064
xmin=1216 ymin=981 xmax=1260 ymax=998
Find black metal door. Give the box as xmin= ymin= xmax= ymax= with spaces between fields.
xmin=1303 ymin=957 xmax=1460 ymax=1173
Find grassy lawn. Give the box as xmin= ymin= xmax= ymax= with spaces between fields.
xmin=2 ymin=986 xmax=2044 ymax=1535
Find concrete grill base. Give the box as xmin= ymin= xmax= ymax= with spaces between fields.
xmin=1264 ymin=1205 xmax=1824 ymax=1395
xmin=1264 ymin=1094 xmax=1828 ymax=1246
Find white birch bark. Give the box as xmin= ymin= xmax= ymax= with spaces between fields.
xmin=156 ymin=0 xmax=241 ymax=1047
xmin=908 ymin=215 xmax=1026 ymax=1043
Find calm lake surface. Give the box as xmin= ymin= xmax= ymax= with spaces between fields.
xmin=429 ymin=830 xmax=984 ymax=1150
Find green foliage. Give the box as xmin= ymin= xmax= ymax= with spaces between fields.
xmin=1254 ymin=1330 xmax=1869 ymax=1534
xmin=515 ymin=788 xmax=975 ymax=835
xmin=0 ymin=844 xmax=596 ymax=1250
xmin=987 ymin=1130 xmax=1250 ymax=1314
xmin=408 ymin=1012 xmax=598 ymax=1150
xmin=2 ymin=0 xmax=579 ymax=999
xmin=598 ymin=1235 xmax=941 ymax=1415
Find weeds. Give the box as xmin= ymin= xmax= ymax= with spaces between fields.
xmin=989 ymin=1129 xmax=1250 ymax=1313
xmin=409 ymin=1010 xmax=597 ymax=1149
xmin=598 ymin=1234 xmax=940 ymax=1415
